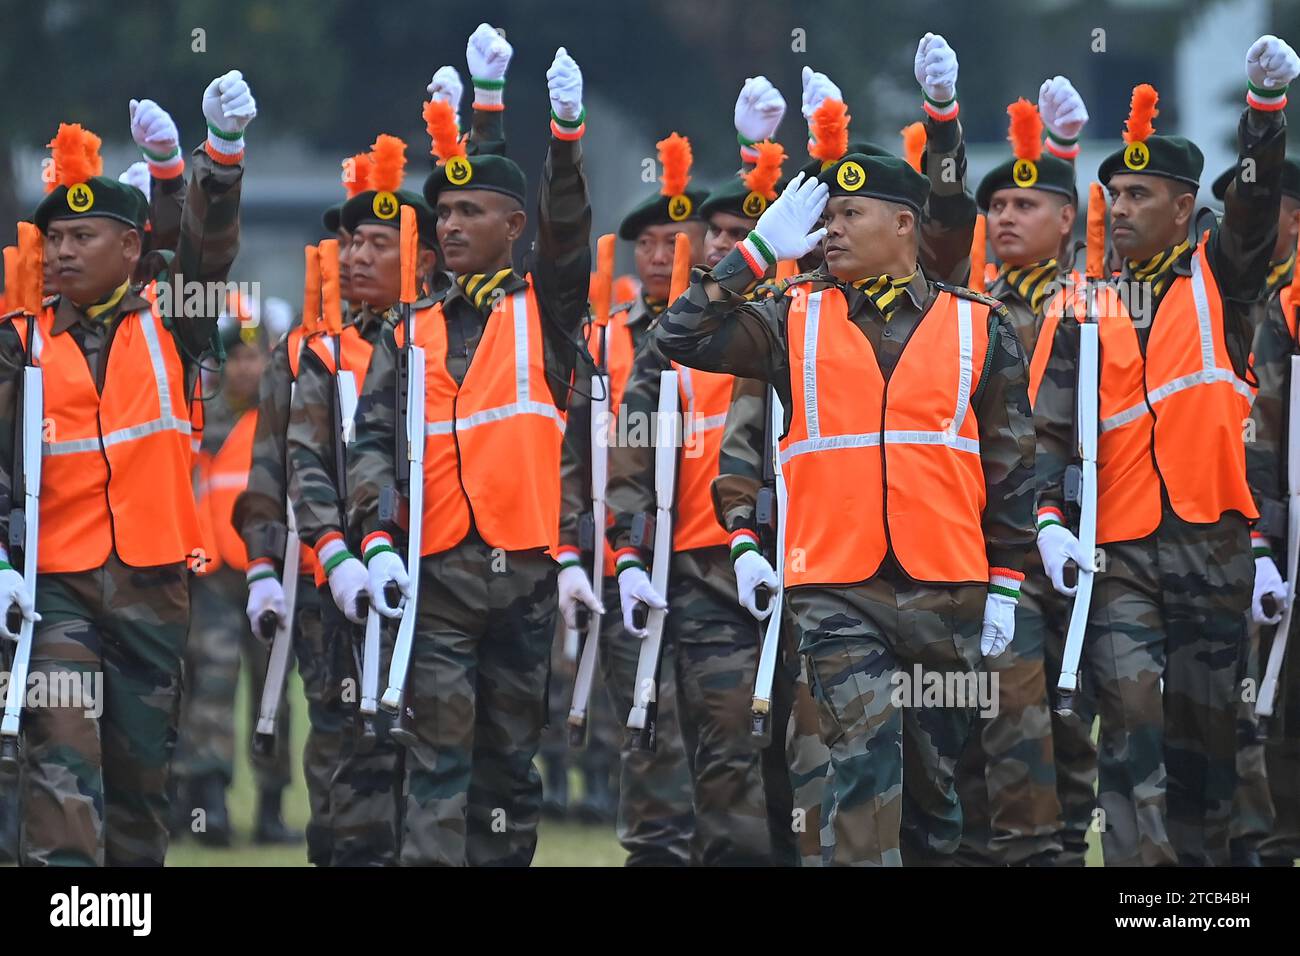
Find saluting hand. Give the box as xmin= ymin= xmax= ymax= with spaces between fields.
xmin=752 ymin=172 xmax=829 ymax=263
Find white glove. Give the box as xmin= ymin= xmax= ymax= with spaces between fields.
xmin=467 ymin=22 xmax=512 ymax=82
xmin=558 ymin=565 xmax=604 ymax=630
xmin=751 ymin=172 xmax=829 ymax=262
xmin=128 ymin=98 xmax=180 ymax=159
xmin=367 ymin=550 xmax=412 ymax=620
xmin=1252 ymin=556 xmax=1287 ymax=625
xmin=618 ymin=566 xmax=667 ymax=639
xmin=913 ymin=32 xmax=959 ymax=104
xmin=546 ymin=47 xmax=584 ymax=123
xmin=1036 ymin=523 xmax=1095 ymax=597
xmin=735 ymin=76 xmax=786 ymax=144
xmin=427 ymin=65 xmax=465 ymax=110
xmin=0 ymin=567 xmax=38 ymax=640
xmin=800 ymin=66 xmax=842 ymax=120
xmin=327 ymin=556 xmax=370 ymax=625
xmin=118 ymin=161 xmax=151 ymax=200
xmin=245 ymin=575 xmax=286 ymax=638
xmin=1038 ymin=76 xmax=1089 ymax=143
xmin=202 ymin=69 xmax=257 ymax=134
xmin=981 ymin=593 xmax=1016 ymax=657
xmin=734 ymin=550 xmax=778 ymax=622
xmin=1247 ymin=35 xmax=1300 ymax=91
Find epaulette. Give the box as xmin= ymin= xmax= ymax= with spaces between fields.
xmin=610 ymin=298 xmax=636 ymax=315
xmin=934 ymin=280 xmax=1006 ymax=312
xmin=752 ymin=270 xmax=839 ymax=299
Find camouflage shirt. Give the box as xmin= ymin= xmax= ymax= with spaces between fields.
xmin=1035 ymin=108 xmax=1288 ymax=516
xmin=920 ymin=115 xmax=979 ymax=285
xmin=1246 ymin=260 xmax=1299 ymax=551
xmin=347 ymin=135 xmax=592 ymax=544
xmin=0 ymin=146 xmax=242 ymax=544
xmin=647 ymin=263 xmax=1037 ymax=575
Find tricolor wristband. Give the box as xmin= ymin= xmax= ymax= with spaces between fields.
xmin=473 ymin=77 xmax=505 ymax=111
xmin=988 ymin=567 xmax=1025 ymax=601
xmin=362 ymin=531 xmax=396 ymax=565
xmin=205 ymin=123 xmax=245 ymax=166
xmin=730 ymin=530 xmax=760 ymax=563
xmin=1252 ymin=532 xmax=1273 ymax=558
xmin=1045 ymin=133 xmax=1080 ymax=161
xmin=614 ymin=547 xmax=645 ymax=575
xmin=922 ymin=93 xmax=959 ymax=122
xmin=245 ymin=558 xmax=277 ymax=585
xmin=550 ymin=107 xmax=586 ymax=141
xmin=739 ymin=230 xmax=777 ymax=279
xmin=1037 ymin=506 xmax=1065 ymax=531
xmin=314 ymin=533 xmax=354 ymax=576
xmin=1247 ymin=81 xmax=1288 ymax=112
xmin=0 ymin=560 xmax=11 ymax=573
xmin=143 ymin=146 xmax=185 ymax=180
xmin=555 ymin=546 xmax=582 ymax=569
xmin=738 ymin=131 xmax=761 ymax=165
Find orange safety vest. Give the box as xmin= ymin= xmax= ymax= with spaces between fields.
xmin=780 ymin=284 xmax=992 ymax=587
xmin=672 ymin=363 xmax=733 ymax=552
xmin=283 ymin=324 xmax=333 ymax=585
xmin=14 ymin=284 xmax=201 ymax=573
xmin=192 ymin=448 xmax=223 ymax=575
xmin=396 ymin=280 xmax=564 ymax=556
xmin=1027 ymin=269 xmax=1083 ymax=407
xmin=1038 ymin=241 xmax=1257 ymax=544
xmin=207 ymin=409 xmax=258 ymax=571
xmin=586 ymin=307 xmax=636 ymax=575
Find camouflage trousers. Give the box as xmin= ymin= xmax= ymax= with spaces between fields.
xmin=0 ymin=767 xmax=17 ymax=863
xmin=1084 ymin=511 xmax=1250 ymax=867
xmin=955 ymin=561 xmax=1064 ymax=865
xmin=597 ymin=577 xmax=696 ymax=865
xmin=19 ymin=551 xmax=189 ymax=866
xmin=1230 ymin=624 xmax=1275 ymax=850
xmin=1260 ymin=616 xmax=1300 ymax=863
xmin=659 ymin=547 xmax=773 ymax=865
xmin=319 ymin=584 xmax=403 ymax=867
xmin=399 ymin=535 xmax=555 ymax=866
xmin=773 ymin=609 xmax=831 ymax=866
xmin=791 ymin=561 xmax=985 ymax=867
xmin=174 ymin=567 xmax=291 ymax=791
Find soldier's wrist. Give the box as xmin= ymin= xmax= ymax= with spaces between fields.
xmin=922 ymin=91 xmax=959 ymax=122
xmin=362 ymin=531 xmax=396 ymax=565
xmin=1251 ymin=532 xmax=1273 ymax=558
xmin=472 ymin=76 xmax=505 ymax=112
xmin=1036 ymin=506 xmax=1066 ymax=531
xmin=1247 ymin=80 xmax=1288 ymax=112
xmin=729 ymin=529 xmax=761 ymax=563
xmin=204 ymin=124 xmax=245 ymax=166
xmin=614 ymin=547 xmax=645 ymax=576
xmin=550 ymin=108 xmax=586 ymax=141
xmin=314 ymin=532 xmax=355 ymax=576
xmin=988 ymin=567 xmax=1024 ymax=601
xmin=245 ymin=558 xmax=278 ymax=585
xmin=555 ymin=545 xmax=582 ymax=570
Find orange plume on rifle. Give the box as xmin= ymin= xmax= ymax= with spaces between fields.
xmin=591 ymin=233 xmax=615 ymax=328
xmin=1086 ymin=183 xmax=1106 ymax=280
xmin=319 ymin=239 xmax=342 ymax=336
xmin=399 ymin=206 xmax=418 ymax=305
xmin=669 ymin=232 xmax=691 ymax=301
xmin=2 ymin=247 xmax=16 ymax=314
xmin=16 ymin=222 xmax=44 ymax=315
xmin=302 ymin=245 xmax=321 ymax=335
xmin=969 ymin=215 xmax=988 ymax=293
xmin=775 ymin=259 xmax=798 ymax=282
xmin=901 ymin=121 xmax=926 ymax=173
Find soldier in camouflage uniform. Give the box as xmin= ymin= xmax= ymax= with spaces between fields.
xmin=1032 ymin=40 xmax=1299 ymax=865
xmin=0 ymin=71 xmax=252 ymax=866
xmin=350 ymin=46 xmax=591 ymax=867
xmin=1230 ymin=156 xmax=1300 ymax=866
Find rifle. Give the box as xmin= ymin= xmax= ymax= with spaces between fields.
xmin=568 ymin=233 xmax=615 ymax=747
xmin=379 ymin=206 xmax=427 ymax=742
xmin=969 ymin=214 xmax=988 ymax=293
xmin=251 ymin=246 xmax=319 ymax=758
xmin=1055 ymin=183 xmax=1105 ymax=717
xmin=750 ymin=259 xmax=797 ymax=744
xmin=0 ymin=223 xmax=46 ymax=776
xmin=1257 ymin=234 xmax=1300 ymax=736
xmin=627 ymin=232 xmax=690 ymax=751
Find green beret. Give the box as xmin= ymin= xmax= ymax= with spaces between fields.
xmin=797 ymin=141 xmax=894 ymax=184
xmin=617 ymin=187 xmax=710 ymax=241
xmin=817 ymin=153 xmax=930 ymax=216
xmin=322 ymin=203 xmax=343 ymax=234
xmin=976 ymin=154 xmax=1078 ymax=210
xmin=34 ymin=175 xmax=148 ymax=233
xmin=1211 ymin=156 xmax=1300 ymax=202
xmin=1098 ymin=135 xmax=1203 ymax=189
xmin=339 ymin=189 xmax=437 ymax=247
xmin=699 ymin=176 xmax=789 ymax=222
xmin=423 ymin=154 xmax=527 ymax=209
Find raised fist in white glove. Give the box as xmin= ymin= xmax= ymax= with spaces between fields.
xmin=914 ymin=32 xmax=958 ymax=104
xmin=327 ymin=555 xmax=370 ymax=625
xmin=1247 ymin=35 xmax=1300 ymax=91
xmin=202 ymin=69 xmax=257 ymax=135
xmin=467 ymin=23 xmax=512 ymax=82
xmin=1037 ymin=523 xmax=1095 ymax=597
xmin=129 ymin=98 xmax=180 ymax=159
xmin=427 ymin=65 xmax=464 ymax=110
xmin=750 ymin=172 xmax=829 ymax=263
xmin=118 ymin=162 xmax=151 ymax=200
xmin=367 ymin=550 xmax=411 ymax=620
xmin=734 ymin=549 xmax=778 ymax=621
xmin=618 ymin=566 xmax=667 ymax=639
xmin=0 ymin=567 xmax=38 ymax=640
xmin=246 ymin=575 xmax=286 ymax=638
xmin=981 ymin=593 xmax=1016 ymax=657
xmin=800 ymin=66 xmax=843 ymax=120
xmin=735 ymin=76 xmax=786 ymax=144
xmin=558 ymin=565 xmax=604 ymax=630
xmin=1038 ymin=76 xmax=1089 ymax=143
xmin=1252 ymin=555 xmax=1287 ymax=625
xmin=547 ymin=47 xmax=584 ymax=123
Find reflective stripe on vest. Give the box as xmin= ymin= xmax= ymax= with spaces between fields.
xmin=779 ymin=286 xmax=990 ymax=587
xmin=209 ymin=410 xmax=257 ymax=571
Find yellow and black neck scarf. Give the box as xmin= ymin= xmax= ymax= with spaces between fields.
xmin=997 ymin=258 xmax=1059 ymax=314
xmin=85 ymin=280 xmax=130 ymax=322
xmin=1127 ymin=238 xmax=1191 ymax=301
xmin=1267 ymin=253 xmax=1295 ymax=294
xmin=642 ymin=294 xmax=668 ymax=317
xmin=456 ymin=268 xmax=515 ymax=313
xmin=851 ymin=271 xmax=917 ymax=322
